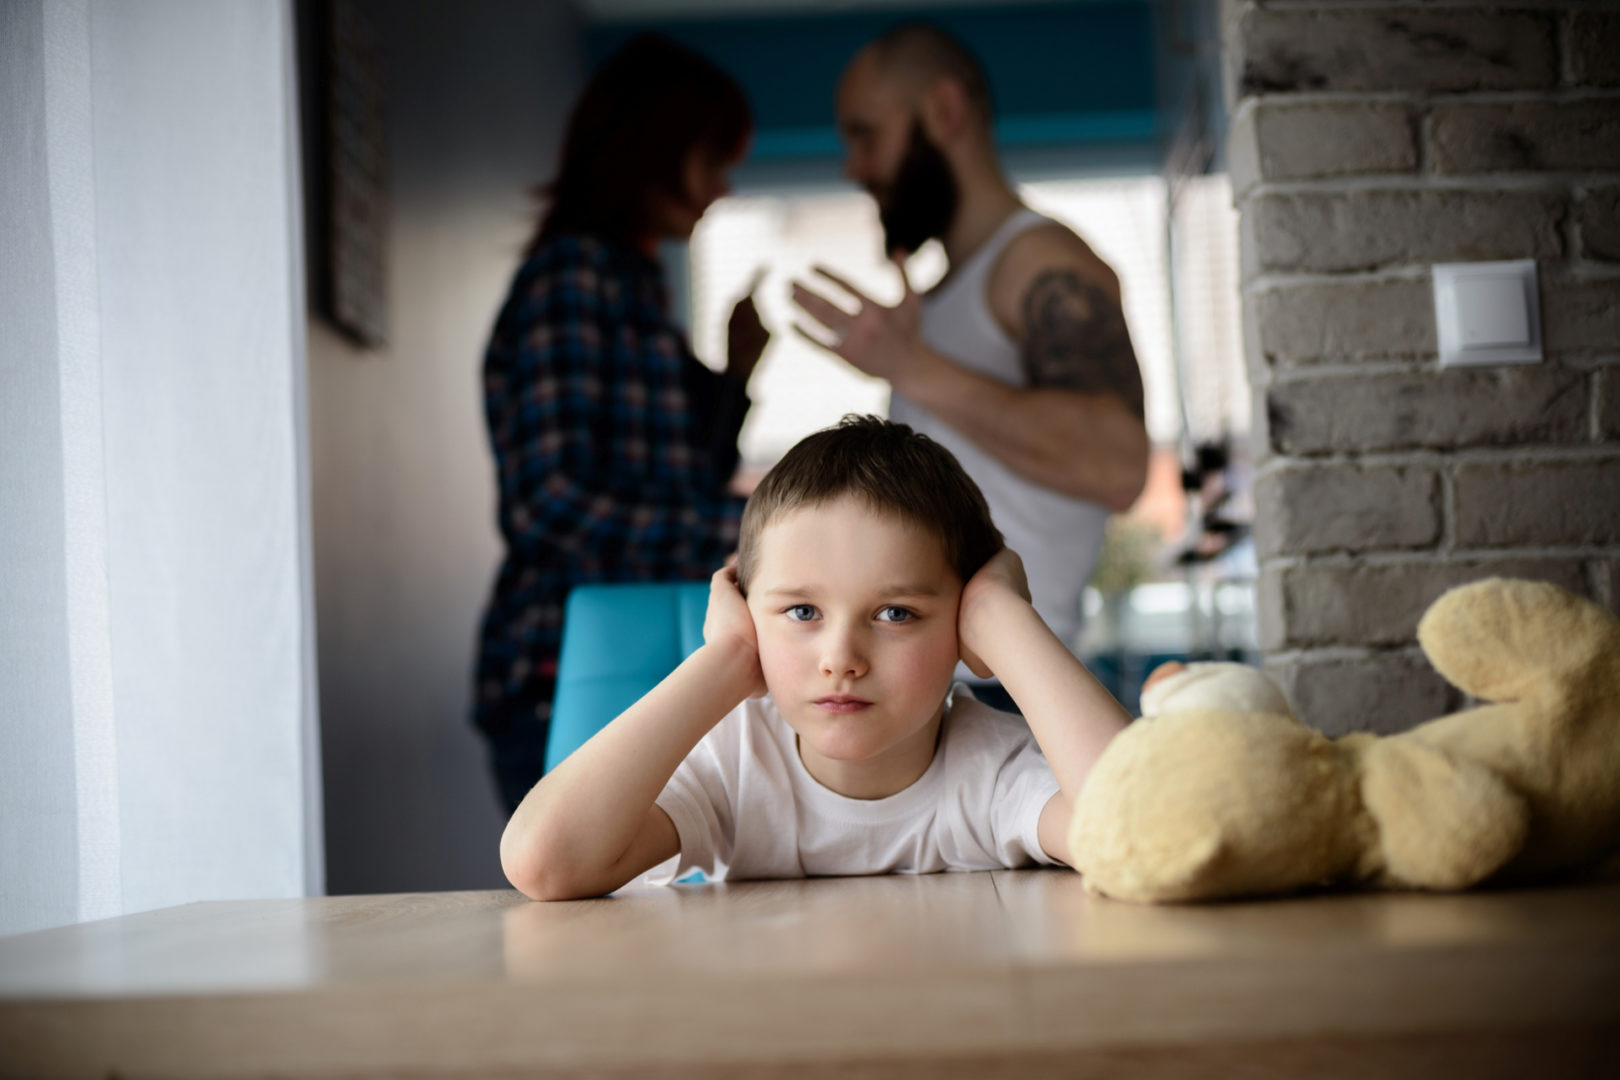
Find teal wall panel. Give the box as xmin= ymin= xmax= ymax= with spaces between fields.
xmin=587 ymin=2 xmax=1162 ymax=163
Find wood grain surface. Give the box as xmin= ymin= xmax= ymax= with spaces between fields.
xmin=2 ymin=870 xmax=1618 ymax=1078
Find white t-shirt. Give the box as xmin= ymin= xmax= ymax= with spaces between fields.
xmin=641 ymin=684 xmax=1062 ymax=885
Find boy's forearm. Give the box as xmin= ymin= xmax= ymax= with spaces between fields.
xmin=972 ymin=591 xmax=1129 ymax=799
xmin=500 ymin=641 xmax=757 ymax=895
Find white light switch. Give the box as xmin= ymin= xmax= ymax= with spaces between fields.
xmin=1433 ymin=259 xmax=1541 ymax=367
xmin=1454 ymin=275 xmax=1530 ymax=347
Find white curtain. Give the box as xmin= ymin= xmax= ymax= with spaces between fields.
xmin=0 ymin=0 xmax=321 ymax=937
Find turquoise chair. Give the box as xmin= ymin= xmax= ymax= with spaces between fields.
xmin=544 ymin=582 xmax=711 ymax=773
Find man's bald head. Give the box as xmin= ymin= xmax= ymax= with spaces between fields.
xmin=859 ymin=23 xmax=994 ymax=132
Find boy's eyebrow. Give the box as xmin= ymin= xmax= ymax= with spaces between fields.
xmin=879 ymin=583 xmax=946 ymax=598
xmin=760 ymin=583 xmax=946 ymax=599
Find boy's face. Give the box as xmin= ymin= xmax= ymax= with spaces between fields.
xmin=745 ymin=495 xmax=962 ymax=794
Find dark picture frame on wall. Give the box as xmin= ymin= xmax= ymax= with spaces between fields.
xmin=303 ymin=0 xmax=388 ymax=348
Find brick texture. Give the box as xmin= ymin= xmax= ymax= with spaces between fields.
xmin=1453 ymin=458 xmax=1620 ymax=547
xmin=1231 ymin=101 xmax=1416 ymax=197
xmin=1234 ymin=9 xmax=1556 ymax=97
xmin=1233 ymin=2 xmax=1620 ymax=731
xmin=1254 ymin=277 xmax=1434 ymax=367
xmin=1258 ymin=559 xmax=1590 ymax=651
xmin=1265 ymin=367 xmax=1587 ymax=456
xmin=1569 ymin=12 xmax=1620 ymax=87
xmin=1602 ymin=369 xmax=1620 ymax=441
xmin=1430 ymin=102 xmax=1620 ymax=174
xmin=1577 ymin=187 xmax=1620 ymax=263
xmin=1254 ymin=464 xmax=1439 ymax=558
xmin=1246 ymin=189 xmax=1565 ymax=275
xmin=1542 ymin=273 xmax=1620 ymax=355
xmin=1268 ymin=652 xmax=1456 ymax=737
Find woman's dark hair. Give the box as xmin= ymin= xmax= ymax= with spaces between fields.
xmin=531 ymin=34 xmax=751 ymax=250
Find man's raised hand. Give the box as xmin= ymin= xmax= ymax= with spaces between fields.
xmin=789 ymin=253 xmax=938 ymax=391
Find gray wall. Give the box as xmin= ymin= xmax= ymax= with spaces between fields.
xmin=305 ymin=0 xmax=585 ymax=893
xmin=2 ymin=0 xmax=319 ymax=936
xmin=1227 ymin=1 xmax=1620 ymax=734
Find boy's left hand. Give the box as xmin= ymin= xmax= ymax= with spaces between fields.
xmin=958 ymin=548 xmax=1032 ymax=679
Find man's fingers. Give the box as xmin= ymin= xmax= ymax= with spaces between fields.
xmin=891 ymin=251 xmax=915 ymax=297
xmin=791 ymin=322 xmax=845 ymax=355
xmin=810 ymin=265 xmax=874 ymax=306
xmin=790 ymin=282 xmax=855 ymax=334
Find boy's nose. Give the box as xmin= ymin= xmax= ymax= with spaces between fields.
xmin=819 ymin=630 xmax=868 ymax=680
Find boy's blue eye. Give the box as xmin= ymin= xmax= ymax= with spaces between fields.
xmin=785 ymin=604 xmax=817 ymax=622
xmin=876 ymin=606 xmax=915 ymax=623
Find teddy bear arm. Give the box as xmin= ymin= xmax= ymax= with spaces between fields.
xmin=1359 ymin=738 xmax=1530 ymax=890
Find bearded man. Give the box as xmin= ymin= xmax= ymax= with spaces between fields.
xmin=790 ymin=23 xmax=1150 ymax=706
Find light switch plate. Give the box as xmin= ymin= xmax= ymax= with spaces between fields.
xmin=1433 ymin=259 xmax=1542 ymax=367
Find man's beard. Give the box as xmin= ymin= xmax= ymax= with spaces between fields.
xmin=876 ymin=121 xmax=958 ymax=257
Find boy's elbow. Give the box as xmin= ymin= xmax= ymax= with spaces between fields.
xmin=503 ymin=847 xmax=588 ymax=902
xmin=501 ymin=846 xmax=550 ymax=901
xmin=501 ymin=821 xmax=565 ymax=901
xmin=500 ymin=824 xmax=603 ymax=902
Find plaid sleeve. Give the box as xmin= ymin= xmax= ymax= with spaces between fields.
xmin=484 ymin=241 xmax=746 ymax=577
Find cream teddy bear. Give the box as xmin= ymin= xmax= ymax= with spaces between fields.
xmin=1070 ymin=578 xmax=1620 ymax=903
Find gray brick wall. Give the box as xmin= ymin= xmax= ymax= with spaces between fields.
xmin=1579 ymin=185 xmax=1620 ymax=261
xmin=1230 ymin=1 xmax=1620 ymax=735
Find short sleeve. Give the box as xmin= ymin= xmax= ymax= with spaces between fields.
xmin=990 ymin=735 xmax=1063 ymax=868
xmin=640 ymin=710 xmax=743 ymax=885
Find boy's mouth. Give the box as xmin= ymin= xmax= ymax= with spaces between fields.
xmin=813 ymin=695 xmax=872 ymax=713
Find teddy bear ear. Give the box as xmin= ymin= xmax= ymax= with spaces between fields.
xmin=1360 ymin=738 xmax=1530 ymax=891
xmin=1417 ymin=577 xmax=1620 ymax=705
xmin=1140 ymin=662 xmax=1295 ymax=720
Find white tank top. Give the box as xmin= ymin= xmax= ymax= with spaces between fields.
xmin=891 ymin=208 xmax=1111 ymax=647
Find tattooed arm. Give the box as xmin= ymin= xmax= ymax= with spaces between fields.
xmin=894 ymin=225 xmax=1149 ymax=510
xmin=1019 ymin=267 xmax=1145 ymax=420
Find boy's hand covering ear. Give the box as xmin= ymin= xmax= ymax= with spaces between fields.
xmin=958 ymin=549 xmax=1032 ymax=679
xmin=704 ymin=564 xmax=768 ymax=699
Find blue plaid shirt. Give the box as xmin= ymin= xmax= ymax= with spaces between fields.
xmin=473 ymin=234 xmax=748 ymax=750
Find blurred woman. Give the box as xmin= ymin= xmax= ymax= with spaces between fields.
xmin=474 ymin=35 xmax=767 ymax=814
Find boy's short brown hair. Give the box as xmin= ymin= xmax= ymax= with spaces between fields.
xmin=736 ymin=415 xmax=1003 ymax=591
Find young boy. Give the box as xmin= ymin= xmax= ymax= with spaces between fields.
xmin=501 ymin=416 xmax=1131 ymax=900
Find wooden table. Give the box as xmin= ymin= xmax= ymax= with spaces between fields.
xmin=3 ymin=870 xmax=1618 ymax=1078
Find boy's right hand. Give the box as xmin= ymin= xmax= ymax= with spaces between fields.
xmin=703 ymin=562 xmax=768 ymax=699
xmin=958 ymin=548 xmax=1033 ymax=679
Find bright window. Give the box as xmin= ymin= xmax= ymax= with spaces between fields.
xmin=688 ymin=173 xmax=1245 ymax=470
